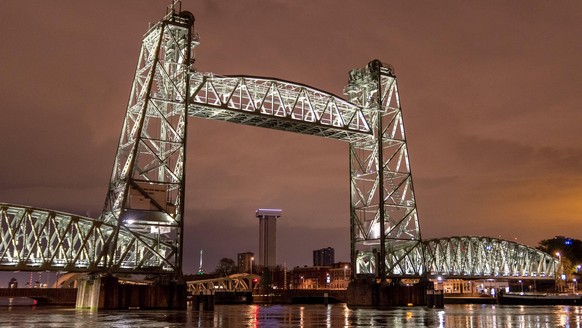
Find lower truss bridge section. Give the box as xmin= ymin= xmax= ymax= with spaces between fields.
xmin=0 ymin=203 xmax=558 ymax=281
xmin=0 ymin=203 xmax=175 ymax=273
xmin=186 ymin=273 xmax=260 ymax=295
xmin=423 ymin=236 xmax=557 ymax=280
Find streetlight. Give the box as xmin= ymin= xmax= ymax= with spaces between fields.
xmin=556 ymin=252 xmax=561 ymax=292
xmin=250 ymin=257 xmax=254 ymax=274
xmin=344 ymin=265 xmax=348 ymax=279
xmin=518 ymin=280 xmax=523 ymax=293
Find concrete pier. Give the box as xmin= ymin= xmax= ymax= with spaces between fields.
xmin=76 ymin=274 xmax=103 ymax=310
xmin=346 ymin=277 xmax=438 ymax=307
xmin=76 ymin=275 xmax=187 ymax=310
xmin=191 ymin=292 xmax=215 ymax=311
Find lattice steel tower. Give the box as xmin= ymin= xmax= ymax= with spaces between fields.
xmin=345 ymin=60 xmax=424 ymax=278
xmin=99 ymin=6 xmax=197 ymax=274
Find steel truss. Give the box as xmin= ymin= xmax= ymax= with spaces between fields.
xmin=0 ymin=204 xmax=161 ymax=272
xmin=99 ymin=9 xmax=195 ymax=273
xmin=0 ymin=202 xmax=556 ymax=278
xmin=423 ymin=236 xmax=557 ymax=279
xmin=345 ymin=60 xmax=423 ymax=278
xmin=186 ymin=273 xmax=260 ymax=294
xmin=0 ymin=8 xmax=559 ymax=280
xmin=188 ymin=75 xmax=372 ymax=142
xmin=188 ymin=61 xmax=422 ymax=278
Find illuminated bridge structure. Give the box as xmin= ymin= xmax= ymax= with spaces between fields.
xmin=422 ymin=237 xmax=556 ymax=279
xmin=0 ymin=6 xmax=558 ymax=281
xmin=186 ymin=274 xmax=260 ymax=294
xmin=0 ymin=203 xmax=557 ymax=280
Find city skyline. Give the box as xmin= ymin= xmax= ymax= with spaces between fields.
xmin=1 ymin=1 xmax=581 ymax=275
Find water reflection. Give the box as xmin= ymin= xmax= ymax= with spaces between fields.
xmin=0 ymin=304 xmax=581 ymax=327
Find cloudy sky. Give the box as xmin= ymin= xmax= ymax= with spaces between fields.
xmin=1 ymin=1 xmax=581 ymax=275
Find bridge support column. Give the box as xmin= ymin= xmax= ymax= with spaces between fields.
xmin=76 ymin=275 xmax=119 ymax=310
xmin=347 ymin=277 xmax=433 ymax=307
xmin=191 ymin=292 xmax=214 ymax=311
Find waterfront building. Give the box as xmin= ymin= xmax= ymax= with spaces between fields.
xmin=292 ymin=266 xmax=330 ymax=289
xmin=329 ymin=262 xmax=351 ymax=289
xmin=313 ymin=247 xmax=335 ymax=266
xmin=291 ymin=263 xmax=351 ymax=290
xmin=238 ymin=252 xmax=255 ymax=273
xmin=434 ymin=278 xmax=509 ymax=296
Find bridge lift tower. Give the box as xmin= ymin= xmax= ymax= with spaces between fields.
xmin=99 ymin=6 xmax=196 ymax=275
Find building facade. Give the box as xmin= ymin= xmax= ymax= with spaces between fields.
xmin=237 ymin=252 xmax=254 ymax=274
xmin=313 ymin=247 xmax=335 ymax=266
xmin=291 ymin=263 xmax=352 ymax=290
xmin=329 ymin=262 xmax=352 ymax=289
xmin=256 ymin=209 xmax=282 ymax=269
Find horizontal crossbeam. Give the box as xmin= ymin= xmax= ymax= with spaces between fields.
xmin=189 ymin=74 xmax=373 ymax=143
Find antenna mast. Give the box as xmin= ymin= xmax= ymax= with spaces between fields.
xmin=167 ymin=0 xmax=181 ymax=15
xmin=197 ymin=249 xmax=204 ymax=275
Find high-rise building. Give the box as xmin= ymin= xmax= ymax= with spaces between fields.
xmin=256 ymin=208 xmax=282 ymax=269
xmin=313 ymin=247 xmax=335 ymax=266
xmin=238 ymin=252 xmax=255 ymax=273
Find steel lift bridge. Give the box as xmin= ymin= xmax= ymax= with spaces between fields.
xmin=0 ymin=6 xmax=557 ymax=282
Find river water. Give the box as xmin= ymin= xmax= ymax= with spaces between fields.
xmin=0 ymin=303 xmax=580 ymax=327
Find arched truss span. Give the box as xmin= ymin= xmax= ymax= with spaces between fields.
xmin=189 ymin=74 xmax=373 ymax=142
xmin=423 ymin=236 xmax=558 ymax=279
xmin=0 ymin=203 xmax=175 ymax=272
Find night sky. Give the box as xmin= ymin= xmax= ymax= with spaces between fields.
xmin=1 ymin=1 xmax=581 ymax=276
